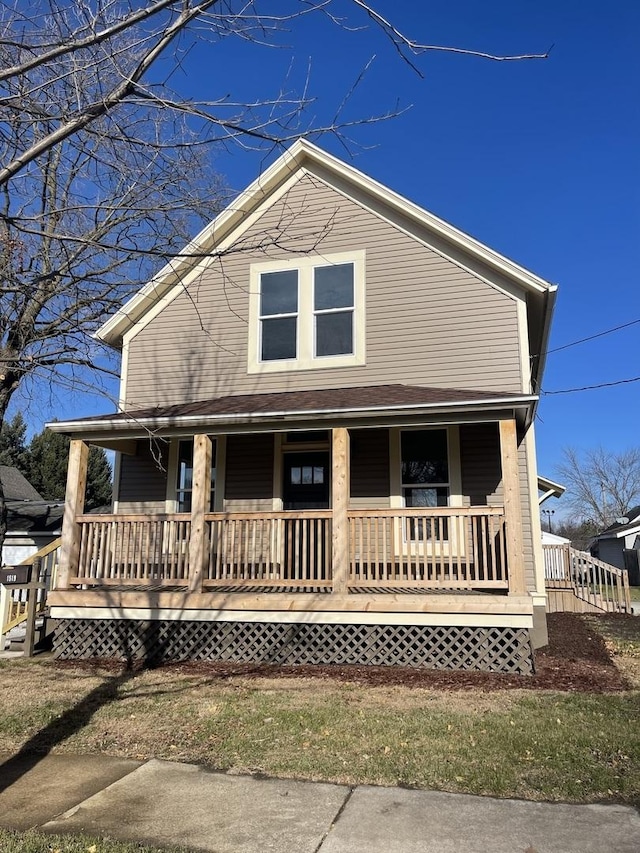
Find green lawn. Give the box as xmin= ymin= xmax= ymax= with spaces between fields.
xmin=628 ymin=586 xmax=640 ymax=603
xmin=0 ymin=828 xmax=188 ymax=853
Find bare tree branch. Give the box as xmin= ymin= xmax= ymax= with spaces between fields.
xmin=0 ymin=0 xmax=549 ymax=540
xmin=557 ymin=447 xmax=640 ymax=529
xmin=351 ymin=0 xmax=551 ymax=68
xmin=0 ymin=0 xmax=179 ymax=82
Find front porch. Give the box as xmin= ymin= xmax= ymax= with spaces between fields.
xmin=62 ymin=505 xmax=513 ymax=592
xmin=48 ymin=391 xmax=541 ymax=674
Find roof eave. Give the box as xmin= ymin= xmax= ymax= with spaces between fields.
xmin=47 ymin=394 xmax=538 ymax=441
xmin=599 ymin=523 xmax=640 ymax=540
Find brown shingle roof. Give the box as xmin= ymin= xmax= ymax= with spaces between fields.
xmin=0 ymin=466 xmax=43 ymax=501
xmin=79 ymin=384 xmax=533 ymax=424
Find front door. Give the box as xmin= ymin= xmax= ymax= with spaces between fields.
xmin=283 ymin=452 xmax=330 ymax=510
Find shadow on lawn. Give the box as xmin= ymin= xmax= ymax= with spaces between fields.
xmin=0 ymin=619 xmax=176 ymax=794
xmin=0 ymin=620 xmax=267 ymax=795
xmin=0 ymin=668 xmax=135 ymax=795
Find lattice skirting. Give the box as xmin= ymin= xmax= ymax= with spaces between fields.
xmin=52 ymin=619 xmax=534 ymax=674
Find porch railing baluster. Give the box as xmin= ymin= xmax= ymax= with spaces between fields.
xmin=71 ymin=508 xmax=509 ymax=593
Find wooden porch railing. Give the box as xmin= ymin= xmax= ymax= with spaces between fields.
xmin=0 ymin=537 xmax=62 ymax=654
xmin=74 ymin=514 xmax=191 ymax=584
xmin=543 ymin=544 xmax=631 ymax=613
xmin=70 ymin=507 xmax=509 ymax=592
xmin=348 ymin=507 xmax=508 ymax=589
xmin=204 ymin=512 xmax=333 ymax=588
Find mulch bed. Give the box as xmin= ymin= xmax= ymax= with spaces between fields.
xmin=55 ymin=613 xmax=636 ymax=694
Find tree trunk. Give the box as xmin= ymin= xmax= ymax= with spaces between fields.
xmin=0 ymin=378 xmax=18 ymax=559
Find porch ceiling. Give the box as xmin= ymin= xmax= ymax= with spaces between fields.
xmin=47 ymin=383 xmax=537 ymax=444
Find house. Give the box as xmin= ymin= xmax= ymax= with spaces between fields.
xmin=0 ymin=466 xmax=64 ymax=566
xmin=47 ymin=140 xmax=557 ymax=674
xmin=592 ymin=507 xmax=640 ymax=585
xmin=1 ymin=465 xmax=42 ymax=503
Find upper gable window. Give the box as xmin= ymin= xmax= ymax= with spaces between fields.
xmin=314 ymin=263 xmax=354 ymax=357
xmin=260 ymin=270 xmax=299 ymax=361
xmin=249 ymin=251 xmax=365 ymax=373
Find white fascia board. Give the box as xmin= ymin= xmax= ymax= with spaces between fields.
xmin=46 ymin=394 xmax=538 ymax=437
xmin=96 ymin=138 xmax=556 ymax=347
xmin=537 ymin=475 xmax=566 ymax=502
xmin=600 ymin=523 xmax=640 ymax=540
xmin=531 ymin=285 xmax=558 ymax=394
xmin=302 ymin=141 xmax=555 ymax=296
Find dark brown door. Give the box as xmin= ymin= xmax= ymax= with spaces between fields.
xmin=283 ymin=452 xmax=330 ymax=510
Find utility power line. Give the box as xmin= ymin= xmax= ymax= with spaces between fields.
xmin=542 ymin=375 xmax=640 ymax=395
xmin=548 ymin=318 xmax=640 ymax=354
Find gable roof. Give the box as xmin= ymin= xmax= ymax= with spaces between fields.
xmin=95 ymin=139 xmax=557 ymax=389
xmin=0 ymin=466 xmax=43 ymax=501
xmin=597 ymin=506 xmax=640 ymax=539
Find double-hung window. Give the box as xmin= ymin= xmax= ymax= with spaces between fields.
xmin=313 ymin=263 xmax=355 ymax=358
xmin=249 ymin=251 xmax=365 ymax=373
xmin=259 ymin=270 xmax=298 ymax=362
xmin=176 ymin=438 xmax=216 ymax=513
xmin=401 ymin=429 xmax=450 ymax=540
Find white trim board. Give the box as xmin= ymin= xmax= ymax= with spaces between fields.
xmin=50 ymin=606 xmax=533 ymax=629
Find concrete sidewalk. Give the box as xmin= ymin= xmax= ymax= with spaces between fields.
xmin=1 ymin=753 xmax=639 ymax=852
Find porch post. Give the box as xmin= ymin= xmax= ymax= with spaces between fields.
xmin=188 ymin=433 xmax=212 ymax=593
xmin=499 ymin=418 xmax=527 ymax=596
xmin=57 ymin=439 xmax=89 ymax=590
xmin=331 ymin=427 xmax=350 ymax=593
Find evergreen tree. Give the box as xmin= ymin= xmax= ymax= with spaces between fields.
xmin=0 ymin=412 xmax=29 ymax=472
xmin=27 ymin=428 xmax=69 ymax=500
xmin=86 ymin=445 xmax=114 ymax=511
xmin=28 ymin=426 xmax=112 ymax=510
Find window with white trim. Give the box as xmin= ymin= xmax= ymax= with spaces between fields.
xmin=401 ymin=429 xmax=450 ymax=540
xmin=313 ymin=263 xmax=355 ymax=357
xmin=176 ymin=438 xmax=216 ymax=513
xmin=248 ymin=251 xmax=365 ymax=373
xmin=259 ymin=270 xmax=298 ymax=361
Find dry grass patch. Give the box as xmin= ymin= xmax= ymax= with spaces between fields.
xmin=1 ymin=616 xmax=639 ymax=807
xmin=0 ymin=828 xmax=188 ymax=853
xmin=587 ymin=615 xmax=640 ymax=688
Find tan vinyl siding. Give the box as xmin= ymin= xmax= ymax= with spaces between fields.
xmin=459 ymin=423 xmax=502 ymax=507
xmin=350 ymin=429 xmax=390 ymax=508
xmin=224 ymin=434 xmax=274 ymax=511
xmin=124 ymin=173 xmax=523 ymax=410
xmin=117 ymin=440 xmax=168 ymax=513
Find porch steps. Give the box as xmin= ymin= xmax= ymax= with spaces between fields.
xmin=2 ymin=617 xmax=51 ymax=652
xmin=543 ymin=545 xmax=631 ymax=614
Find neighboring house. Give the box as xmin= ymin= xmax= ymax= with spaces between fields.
xmin=47 ymin=140 xmax=557 ymax=674
xmin=1 ymin=465 xmax=43 ymax=502
xmin=541 ymin=531 xmax=570 ymax=546
xmin=592 ymin=507 xmax=640 ymax=584
xmin=0 ymin=466 xmax=63 ymax=566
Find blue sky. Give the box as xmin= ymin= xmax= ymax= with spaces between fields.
xmin=15 ymin=0 xmax=640 ymax=511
